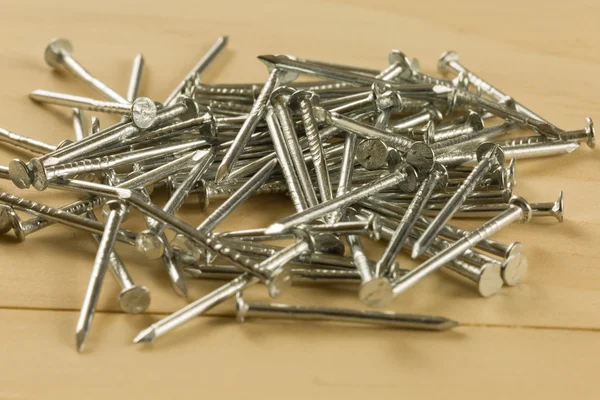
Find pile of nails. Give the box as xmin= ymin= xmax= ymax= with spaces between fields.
xmin=0 ymin=35 xmax=592 ymax=352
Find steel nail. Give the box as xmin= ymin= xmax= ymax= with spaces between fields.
xmin=75 ymin=200 xmax=128 ymax=352
xmin=45 ymin=38 xmax=129 ymax=104
xmin=234 ymin=293 xmax=459 ymax=331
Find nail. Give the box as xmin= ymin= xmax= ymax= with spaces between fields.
xmin=75 ymin=200 xmax=128 ymax=352
xmin=9 ymin=97 xmax=198 ymax=188
xmin=392 ymin=196 xmax=532 ymax=296
xmin=45 ymin=38 xmax=129 ymax=104
xmin=390 ymin=50 xmax=457 ymax=89
xmin=290 ymin=90 xmax=333 ymax=204
xmin=114 ymin=151 xmax=202 ymax=191
xmin=195 ymin=98 xmax=252 ymax=116
xmin=0 ymin=196 xmax=105 ymax=241
xmin=265 ymin=166 xmax=418 ymax=235
xmin=0 ymin=127 xmax=57 ymax=155
xmin=354 ymin=85 xmax=402 ymax=170
xmin=412 ymin=143 xmax=504 ymax=257
xmin=430 ymin=122 xmax=516 ymax=153
xmin=257 ymin=54 xmax=450 ymax=99
xmin=329 ymin=129 xmax=358 ymax=222
xmin=376 ymin=187 xmax=512 ymax=204
xmin=134 ymin=188 xmax=189 ymax=297
xmin=358 ymin=209 xmax=504 ymax=296
xmin=438 ymin=51 xmax=562 ymax=133
xmin=375 ymin=164 xmax=448 ymax=277
xmin=120 ymin=53 xmax=145 ymax=124
xmin=33 ymin=140 xmax=210 ymax=190
xmin=181 ymin=178 xmax=288 ymax=211
xmin=170 ymin=158 xmax=279 ymax=263
xmin=135 ymin=150 xmax=215 ymax=259
xmin=408 ymin=233 xmax=505 ymax=297
xmin=86 ymin=211 xmax=150 ymax=314
xmin=306 ymin=214 xmax=382 ymax=240
xmin=389 ymin=106 xmax=443 ymax=133
xmin=124 ymin=106 xmax=218 ymax=144
xmin=185 ymin=264 xmax=406 ymax=284
xmin=355 ymin=138 xmax=388 ymax=170
xmin=89 ymin=116 xmax=100 ymax=136
xmin=126 ymin=54 xmax=145 ymax=103
xmin=499 ymin=118 xmax=594 ymax=149
xmin=444 ymin=238 xmax=522 ymax=288
xmin=346 ymin=231 xmax=394 ymax=308
xmin=360 ymin=186 xmax=522 ymax=275
xmin=270 ymin=87 xmax=319 ymax=208
xmin=264 ymin=109 xmax=308 ymax=212
xmin=429 ymin=111 xmax=484 ymax=143
xmin=29 ymin=90 xmax=157 ymax=129
xmin=216 ymin=227 xmax=294 ymax=241
xmin=502 ymin=140 xmax=581 ymax=159
xmin=57 ymin=180 xmax=299 ymax=299
xmin=134 ymin=273 xmax=258 ymax=343
xmin=192 ymin=82 xmax=258 ymax=103
xmin=318 ymin=108 xmax=435 ymax=174
xmin=199 ymin=239 xmax=365 ymax=270
xmin=164 ymin=36 xmax=228 ymax=105
xmin=215 ymin=67 xmax=297 ymax=183
xmin=448 ymin=89 xmax=562 ymax=138
xmin=234 ymin=293 xmax=459 ymax=330
xmin=72 ymin=108 xmax=85 ymax=141
xmin=425 ymin=191 xmax=564 ymax=222
xmin=0 ymin=192 xmax=136 ymax=245
xmin=288 ymin=56 xmax=382 ymax=77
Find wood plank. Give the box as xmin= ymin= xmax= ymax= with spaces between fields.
xmin=0 ymin=4 xmax=597 ymax=394
xmin=0 ymin=308 xmax=598 ymax=399
xmin=0 ymin=0 xmax=597 ymax=330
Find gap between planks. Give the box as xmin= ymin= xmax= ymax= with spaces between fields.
xmin=1 ymin=304 xmax=598 ymax=333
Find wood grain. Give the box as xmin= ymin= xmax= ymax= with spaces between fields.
xmin=0 ymin=0 xmax=598 ymax=397
xmin=1 ymin=308 xmax=599 ymax=399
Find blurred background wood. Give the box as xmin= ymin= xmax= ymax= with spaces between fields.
xmin=0 ymin=0 xmax=598 ymax=398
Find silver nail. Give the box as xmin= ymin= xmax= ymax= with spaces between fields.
xmin=75 ymin=200 xmax=128 ymax=352
xmin=234 ymin=293 xmax=458 ymax=330
xmin=164 ymin=36 xmax=228 ymax=105
xmin=392 ymin=196 xmax=532 ymax=296
xmin=45 ymin=38 xmax=129 ymax=104
xmin=86 ymin=211 xmax=150 ymax=314
xmin=215 ymin=67 xmax=297 ymax=182
xmin=412 ymin=143 xmax=504 ymax=257
xmin=265 ymin=167 xmax=418 ymax=235
xmin=30 ymin=90 xmax=157 ymax=129
xmin=375 ymin=164 xmax=448 ymax=277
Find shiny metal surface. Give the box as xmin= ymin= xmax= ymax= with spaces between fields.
xmin=412 ymin=143 xmax=504 ymax=257
xmin=75 ymin=201 xmax=128 ymax=352
xmin=1 ymin=36 xmax=589 ymax=351
xmin=391 ymin=197 xmax=532 ymax=297
xmin=234 ymin=293 xmax=458 ymax=331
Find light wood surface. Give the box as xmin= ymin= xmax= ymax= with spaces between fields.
xmin=0 ymin=0 xmax=598 ymax=398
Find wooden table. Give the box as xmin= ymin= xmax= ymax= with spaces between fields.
xmin=0 ymin=0 xmax=598 ymax=398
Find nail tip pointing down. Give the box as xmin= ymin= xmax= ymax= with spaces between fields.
xmin=173 ymin=278 xmax=189 ymax=298
xmin=214 ymin=164 xmax=229 ymax=183
xmin=75 ymin=329 xmax=87 ymax=352
xmin=410 ymin=244 xmax=422 ymax=259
